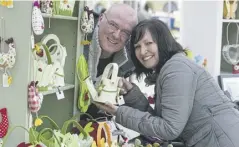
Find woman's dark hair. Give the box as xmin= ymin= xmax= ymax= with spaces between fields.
xmin=130 ymin=18 xmax=186 ymax=79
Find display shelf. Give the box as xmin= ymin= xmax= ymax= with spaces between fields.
xmin=220 ymin=71 xmax=233 ymax=75
xmin=222 ymin=19 xmax=239 ymax=23
xmin=42 ymin=13 xmax=78 ymax=20
xmin=40 ymin=84 xmax=75 ymax=96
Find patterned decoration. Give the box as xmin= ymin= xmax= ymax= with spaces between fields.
xmin=80 ymin=6 xmax=94 ymax=45
xmin=28 ymin=81 xmax=42 ymax=113
xmin=32 ymin=1 xmax=45 ymax=35
xmin=0 ymin=37 xmax=16 ymax=69
xmin=40 ymin=0 xmax=54 ymax=14
xmin=0 ymin=108 xmax=9 ymax=138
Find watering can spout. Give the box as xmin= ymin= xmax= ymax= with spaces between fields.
xmin=84 ymin=76 xmax=98 ymax=101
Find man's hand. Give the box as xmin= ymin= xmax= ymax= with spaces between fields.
xmin=118 ymin=78 xmax=133 ymax=95
xmin=94 ymin=102 xmax=119 ymax=116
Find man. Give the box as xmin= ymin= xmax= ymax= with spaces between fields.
xmin=83 ymin=3 xmax=138 ymax=119
xmin=87 ymin=3 xmax=138 ymax=83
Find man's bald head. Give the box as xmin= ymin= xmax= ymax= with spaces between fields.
xmin=106 ymin=4 xmax=138 ymax=25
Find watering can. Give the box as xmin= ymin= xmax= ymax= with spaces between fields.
xmin=85 ymin=63 xmax=121 ymax=105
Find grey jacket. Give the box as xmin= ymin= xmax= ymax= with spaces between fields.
xmin=115 ymin=53 xmax=239 ymax=147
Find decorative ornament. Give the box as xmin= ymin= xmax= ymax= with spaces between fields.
xmin=0 ymin=37 xmax=16 ymax=87
xmin=80 ymin=6 xmax=94 ymax=45
xmin=0 ymin=0 xmax=13 ymax=8
xmin=0 ymin=108 xmax=9 ymax=138
xmin=76 ymin=55 xmax=91 ymax=112
xmin=32 ymin=0 xmax=45 ymax=35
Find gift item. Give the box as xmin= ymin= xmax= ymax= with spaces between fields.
xmin=0 ymin=37 xmax=16 ymax=87
xmin=223 ymin=0 xmax=238 ymax=19
xmin=61 ymin=119 xmax=93 ymax=147
xmin=54 ymin=0 xmax=75 ymax=16
xmin=0 ymin=108 xmax=9 ymax=138
xmin=0 ymin=0 xmax=13 ymax=8
xmin=40 ymin=0 xmax=54 ymax=14
xmin=222 ymin=23 xmax=239 ymax=66
xmin=32 ymin=34 xmax=67 ymax=91
xmin=2 ymin=124 xmax=60 ymax=147
xmin=32 ymin=1 xmax=45 ymax=35
xmin=76 ymin=55 xmax=91 ymax=112
xmin=0 ymin=37 xmax=16 ymax=69
xmin=71 ymin=112 xmax=115 ymax=147
xmin=80 ymin=6 xmax=94 ymax=45
xmin=30 ymin=115 xmax=91 ymax=147
xmin=28 ymin=81 xmax=43 ymax=113
xmin=96 ymin=122 xmax=112 ymax=147
xmin=85 ymin=63 xmax=121 ymax=105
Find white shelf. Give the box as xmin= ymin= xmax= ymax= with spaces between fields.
xmin=220 ymin=71 xmax=232 ymax=75
xmin=222 ymin=19 xmax=239 ymax=23
xmin=42 ymin=14 xmax=78 ymax=20
xmin=40 ymin=84 xmax=75 ymax=96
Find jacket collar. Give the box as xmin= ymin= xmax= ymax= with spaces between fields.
xmin=88 ymin=26 xmax=128 ymax=82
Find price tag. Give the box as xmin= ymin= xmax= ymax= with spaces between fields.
xmin=38 ymin=93 xmax=44 ymax=104
xmin=2 ymin=73 xmax=9 ymax=87
xmin=31 ymin=34 xmax=35 ymax=49
xmin=56 ymin=90 xmax=65 ymax=100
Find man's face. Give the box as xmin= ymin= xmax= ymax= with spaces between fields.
xmin=98 ymin=8 xmax=136 ymax=53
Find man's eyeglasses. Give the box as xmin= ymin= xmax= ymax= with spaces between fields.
xmin=104 ymin=13 xmax=131 ymax=41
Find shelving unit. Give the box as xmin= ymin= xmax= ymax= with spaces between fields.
xmin=42 ymin=13 xmax=78 ymax=20
xmin=220 ymin=3 xmax=239 ymax=75
xmin=32 ymin=1 xmax=84 ymax=128
xmin=0 ymin=1 xmax=85 ymax=146
xmin=222 ymin=19 xmax=239 ymax=23
xmin=40 ymin=84 xmax=75 ymax=96
xmin=180 ymin=1 xmax=239 ymax=78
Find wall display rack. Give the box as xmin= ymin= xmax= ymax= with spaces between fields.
xmin=0 ymin=1 xmax=85 ymax=146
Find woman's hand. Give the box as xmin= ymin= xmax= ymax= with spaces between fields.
xmin=118 ymin=78 xmax=133 ymax=95
xmin=94 ymin=102 xmax=119 ymax=115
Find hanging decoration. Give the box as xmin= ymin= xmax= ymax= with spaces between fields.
xmin=0 ymin=37 xmax=16 ymax=69
xmin=223 ymin=0 xmax=238 ymax=19
xmin=0 ymin=108 xmax=9 ymax=139
xmin=32 ymin=0 xmax=45 ymax=35
xmin=32 ymin=34 xmax=67 ymax=91
xmin=0 ymin=0 xmax=13 ymax=8
xmin=76 ymin=55 xmax=91 ymax=112
xmin=80 ymin=6 xmax=94 ymax=45
xmin=0 ymin=37 xmax=16 ymax=87
xmin=39 ymin=0 xmax=54 ymax=14
xmin=222 ymin=22 xmax=239 ymax=65
xmin=28 ymin=81 xmax=43 ymax=113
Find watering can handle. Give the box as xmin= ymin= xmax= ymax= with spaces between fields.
xmin=101 ymin=63 xmax=119 ymax=83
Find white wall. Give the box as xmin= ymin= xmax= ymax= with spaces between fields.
xmin=180 ymin=1 xmax=223 ymax=78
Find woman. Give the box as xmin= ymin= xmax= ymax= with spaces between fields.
xmin=95 ymin=19 xmax=239 ymax=147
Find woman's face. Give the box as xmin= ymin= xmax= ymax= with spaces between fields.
xmin=134 ymin=30 xmax=159 ymax=69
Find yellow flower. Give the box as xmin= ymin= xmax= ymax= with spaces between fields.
xmin=34 ymin=118 xmax=43 ymax=127
xmin=34 ymin=44 xmax=41 ymax=54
